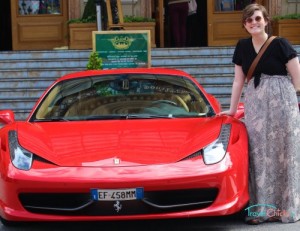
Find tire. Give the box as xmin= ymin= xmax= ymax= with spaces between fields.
xmin=0 ymin=217 xmax=21 ymax=227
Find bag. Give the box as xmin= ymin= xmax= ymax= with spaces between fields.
xmin=188 ymin=0 xmax=197 ymax=15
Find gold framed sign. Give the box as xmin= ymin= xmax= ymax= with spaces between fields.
xmin=93 ymin=30 xmax=151 ymax=69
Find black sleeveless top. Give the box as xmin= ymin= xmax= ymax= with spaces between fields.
xmin=232 ymin=36 xmax=297 ymax=87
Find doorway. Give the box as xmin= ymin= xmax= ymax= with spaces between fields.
xmin=186 ymin=0 xmax=208 ymax=47
xmin=10 ymin=0 xmax=68 ymax=50
xmin=0 ymin=0 xmax=12 ymax=51
xmin=163 ymin=0 xmax=207 ymax=47
xmin=207 ymin=0 xmax=265 ymax=46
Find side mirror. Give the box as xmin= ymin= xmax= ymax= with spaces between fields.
xmin=0 ymin=110 xmax=15 ymax=125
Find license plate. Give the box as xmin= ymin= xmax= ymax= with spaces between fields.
xmin=91 ymin=188 xmax=144 ymax=201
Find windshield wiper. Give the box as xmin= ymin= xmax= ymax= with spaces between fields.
xmin=126 ymin=114 xmax=174 ymax=119
xmin=84 ymin=114 xmax=174 ymax=120
xmin=33 ymin=117 xmax=70 ymax=122
xmin=84 ymin=115 xmax=128 ymax=120
xmin=127 ymin=113 xmax=208 ymax=119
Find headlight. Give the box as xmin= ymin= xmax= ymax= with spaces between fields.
xmin=8 ymin=130 xmax=33 ymax=170
xmin=203 ymin=124 xmax=231 ymax=165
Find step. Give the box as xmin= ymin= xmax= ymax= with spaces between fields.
xmin=151 ymin=55 xmax=233 ymax=67
xmin=203 ymin=84 xmax=233 ymax=95
xmin=0 ymin=89 xmax=44 ymax=99
xmin=0 ymin=59 xmax=88 ymax=70
xmin=0 ymin=50 xmax=90 ymax=60
xmin=0 ymin=68 xmax=82 ymax=78
xmin=151 ymin=47 xmax=235 ymax=57
xmin=195 ymin=74 xmax=234 ymax=85
xmin=180 ymin=65 xmax=234 ymax=75
xmin=0 ymin=78 xmax=55 ymax=88
xmin=0 ymin=99 xmax=37 ymax=110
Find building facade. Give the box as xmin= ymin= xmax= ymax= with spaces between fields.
xmin=0 ymin=0 xmax=299 ymax=51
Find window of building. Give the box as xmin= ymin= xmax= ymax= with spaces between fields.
xmin=18 ymin=0 xmax=61 ymax=15
xmin=215 ymin=0 xmax=255 ymax=12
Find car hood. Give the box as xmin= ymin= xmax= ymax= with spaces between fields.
xmin=16 ymin=118 xmax=224 ymax=167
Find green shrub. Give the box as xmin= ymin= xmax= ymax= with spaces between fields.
xmin=87 ymin=51 xmax=103 ymax=70
xmin=124 ymin=15 xmax=155 ymax=23
xmin=273 ymin=13 xmax=300 ymax=20
xmin=67 ymin=15 xmax=96 ymax=24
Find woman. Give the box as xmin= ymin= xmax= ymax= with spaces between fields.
xmin=221 ymin=3 xmax=300 ymax=224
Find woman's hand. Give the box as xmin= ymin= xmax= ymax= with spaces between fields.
xmin=217 ymin=110 xmax=236 ymax=116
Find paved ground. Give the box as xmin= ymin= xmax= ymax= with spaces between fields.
xmin=1 ymin=214 xmax=300 ymax=231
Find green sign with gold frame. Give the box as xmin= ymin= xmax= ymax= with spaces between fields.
xmin=92 ymin=30 xmax=151 ymax=69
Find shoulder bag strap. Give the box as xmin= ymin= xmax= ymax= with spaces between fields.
xmin=246 ymin=36 xmax=277 ymax=83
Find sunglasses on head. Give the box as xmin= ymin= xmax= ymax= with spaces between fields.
xmin=245 ymin=16 xmax=262 ymax=23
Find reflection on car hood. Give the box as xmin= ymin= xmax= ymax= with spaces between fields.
xmin=16 ymin=118 xmax=223 ymax=167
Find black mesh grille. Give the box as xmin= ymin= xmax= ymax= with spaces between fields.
xmin=19 ymin=188 xmax=218 ymax=216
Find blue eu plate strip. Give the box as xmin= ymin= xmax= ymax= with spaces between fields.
xmin=91 ymin=189 xmax=98 ymax=200
xmin=136 ymin=187 xmax=144 ymax=199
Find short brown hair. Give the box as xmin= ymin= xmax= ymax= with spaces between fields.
xmin=242 ymin=3 xmax=270 ymax=26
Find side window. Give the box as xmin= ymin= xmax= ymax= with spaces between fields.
xmin=214 ymin=0 xmax=254 ymax=12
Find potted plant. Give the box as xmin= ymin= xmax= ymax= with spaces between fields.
xmin=272 ymin=14 xmax=300 ymax=44
xmin=123 ymin=15 xmax=156 ymax=47
xmin=68 ymin=0 xmax=97 ymax=49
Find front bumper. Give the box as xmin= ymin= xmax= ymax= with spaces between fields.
xmin=0 ymin=153 xmax=249 ymax=222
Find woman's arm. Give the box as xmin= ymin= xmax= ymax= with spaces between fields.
xmin=220 ymin=65 xmax=245 ymax=116
xmin=286 ymin=56 xmax=300 ymax=92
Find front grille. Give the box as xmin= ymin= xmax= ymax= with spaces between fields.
xmin=19 ymin=188 xmax=218 ymax=216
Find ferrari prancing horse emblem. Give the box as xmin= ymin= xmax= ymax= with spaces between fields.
xmin=114 ymin=201 xmax=122 ymax=212
xmin=114 ymin=158 xmax=121 ymax=165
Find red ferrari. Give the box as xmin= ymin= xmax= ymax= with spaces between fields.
xmin=0 ymin=68 xmax=248 ymax=225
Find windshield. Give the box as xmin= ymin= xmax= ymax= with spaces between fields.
xmin=30 ymin=74 xmax=214 ymax=121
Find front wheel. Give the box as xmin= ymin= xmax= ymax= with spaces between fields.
xmin=0 ymin=217 xmax=22 ymax=227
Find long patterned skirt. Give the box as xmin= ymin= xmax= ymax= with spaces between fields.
xmin=244 ymin=74 xmax=300 ymax=223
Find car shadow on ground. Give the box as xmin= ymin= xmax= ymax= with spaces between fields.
xmin=0 ymin=214 xmax=245 ymax=231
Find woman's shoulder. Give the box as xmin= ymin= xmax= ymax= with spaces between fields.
xmin=272 ymin=36 xmax=292 ymax=45
xmin=271 ymin=36 xmax=297 ymax=58
xmin=234 ymin=37 xmax=252 ymax=49
xmin=271 ymin=36 xmax=295 ymax=49
xmin=236 ymin=37 xmax=252 ymax=45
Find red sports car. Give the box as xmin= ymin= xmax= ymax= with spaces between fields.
xmin=0 ymin=68 xmax=248 ymax=225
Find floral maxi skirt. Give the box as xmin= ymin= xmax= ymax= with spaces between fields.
xmin=244 ymin=74 xmax=300 ymax=223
